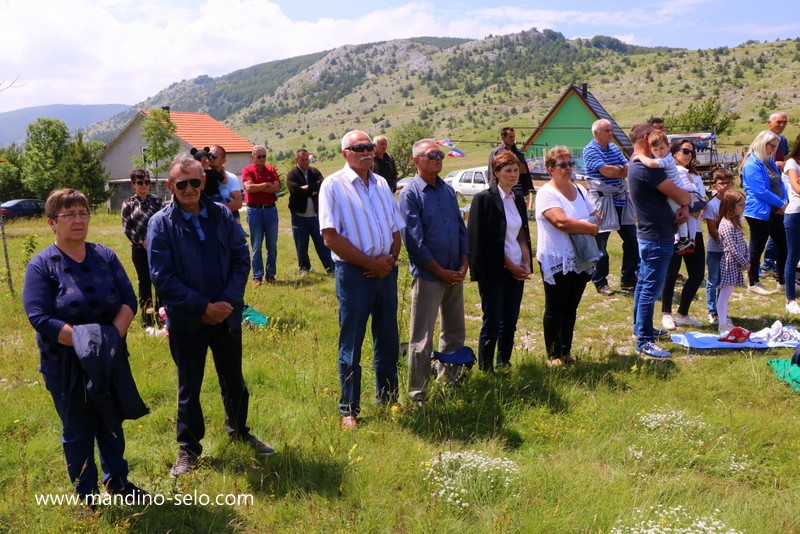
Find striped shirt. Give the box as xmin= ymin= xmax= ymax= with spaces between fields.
xmin=319 ymin=165 xmax=405 ymax=262
xmin=583 ymin=139 xmax=629 ymax=207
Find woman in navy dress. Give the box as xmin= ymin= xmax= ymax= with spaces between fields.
xmin=23 ymin=189 xmax=147 ymax=505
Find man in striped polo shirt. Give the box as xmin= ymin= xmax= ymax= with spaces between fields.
xmin=319 ymin=130 xmax=405 ymax=431
xmin=583 ymin=118 xmax=639 ymax=296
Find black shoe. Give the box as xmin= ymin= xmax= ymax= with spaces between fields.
xmin=170 ymin=450 xmax=199 ymax=478
xmin=234 ymin=433 xmax=275 ymax=456
xmin=108 ymin=482 xmax=150 ymax=506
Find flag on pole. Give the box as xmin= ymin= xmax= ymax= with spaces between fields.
xmin=447 ymin=148 xmax=466 ymax=157
xmin=436 ymin=139 xmax=454 ymax=147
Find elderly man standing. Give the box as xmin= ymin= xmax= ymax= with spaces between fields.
xmin=372 ymin=135 xmax=398 ymax=192
xmin=628 ymin=123 xmax=691 ymax=359
xmin=319 ymin=130 xmax=405 ymax=430
xmin=583 ymin=118 xmax=639 ymax=295
xmin=399 ymin=139 xmax=469 ymax=404
xmin=242 ymin=145 xmax=281 ymax=286
xmin=487 ymin=127 xmax=534 ymax=209
xmin=286 ymin=148 xmax=333 ymax=274
xmin=147 ymin=155 xmax=273 ymax=478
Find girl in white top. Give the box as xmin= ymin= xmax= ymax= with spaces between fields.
xmin=535 ymin=146 xmax=600 ymax=367
xmin=782 ymin=134 xmax=800 ymax=313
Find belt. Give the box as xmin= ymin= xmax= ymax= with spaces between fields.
xmin=248 ymin=203 xmax=275 ymax=209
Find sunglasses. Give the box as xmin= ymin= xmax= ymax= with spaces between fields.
xmin=679 ymin=148 xmax=696 ymax=156
xmin=254 ymin=154 xmax=267 ymax=159
xmin=134 ymin=180 xmax=151 ymax=186
xmin=209 ymin=153 xmax=219 ymax=159
xmin=345 ymin=143 xmax=375 ymax=153
xmin=423 ymin=151 xmax=445 ymax=160
xmin=554 ymin=161 xmax=576 ymax=169
xmin=174 ymin=178 xmax=202 ymax=190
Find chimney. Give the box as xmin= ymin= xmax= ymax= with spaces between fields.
xmin=161 ymin=106 xmax=170 ymax=112
xmin=581 ymin=83 xmax=588 ymax=98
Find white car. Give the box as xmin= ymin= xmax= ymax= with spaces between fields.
xmin=446 ymin=166 xmax=490 ymax=201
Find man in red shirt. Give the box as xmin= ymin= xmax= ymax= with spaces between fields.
xmin=242 ymin=145 xmax=282 ymax=286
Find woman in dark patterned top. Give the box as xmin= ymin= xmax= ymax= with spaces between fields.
xmin=23 ymin=189 xmax=146 ymax=504
xmin=121 ymin=169 xmax=164 ymax=330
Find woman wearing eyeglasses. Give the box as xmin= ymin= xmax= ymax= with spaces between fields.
xmin=536 ymin=146 xmax=600 ymax=367
xmin=121 ymin=169 xmax=165 ymax=332
xmin=742 ymin=130 xmax=788 ymax=295
xmin=660 ymin=140 xmax=709 ymax=330
xmin=23 ymin=189 xmax=149 ymax=506
xmin=468 ymin=149 xmax=532 ymax=372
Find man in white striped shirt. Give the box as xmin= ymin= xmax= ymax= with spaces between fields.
xmin=319 ymin=130 xmax=405 ymax=431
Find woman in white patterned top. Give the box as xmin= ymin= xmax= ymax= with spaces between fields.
xmin=535 ymin=146 xmax=600 ymax=367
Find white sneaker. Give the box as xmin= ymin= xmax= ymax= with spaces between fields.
xmin=707 ymin=313 xmax=718 ymax=325
xmin=718 ymin=319 xmax=735 ymax=336
xmin=673 ymin=313 xmax=703 ymax=327
xmin=777 ymin=282 xmax=786 ymax=291
xmin=748 ymin=283 xmax=775 ymax=295
xmin=787 ymin=301 xmax=800 ymax=314
xmin=662 ymin=314 xmax=677 ymax=330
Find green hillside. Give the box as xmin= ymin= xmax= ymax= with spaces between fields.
xmin=88 ymin=29 xmax=800 ymax=176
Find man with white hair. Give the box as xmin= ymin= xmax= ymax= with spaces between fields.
xmin=583 ymin=118 xmax=639 ymax=296
xmin=319 ymin=130 xmax=405 ymax=430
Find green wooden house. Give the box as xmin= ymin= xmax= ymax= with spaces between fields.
xmin=521 ymin=84 xmax=632 ymax=160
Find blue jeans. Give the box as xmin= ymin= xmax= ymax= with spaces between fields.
xmin=335 ymin=262 xmax=399 ymax=417
xmin=43 ymin=367 xmax=129 ymax=497
xmin=291 ymin=213 xmax=333 ymax=272
xmin=476 ymin=271 xmax=525 ymax=371
xmin=247 ymin=206 xmax=278 ymax=280
xmin=592 ymin=208 xmax=639 ymax=288
xmin=633 ymin=238 xmax=674 ymax=349
xmin=785 ymin=213 xmax=800 ymax=300
xmin=706 ymin=251 xmax=722 ymax=315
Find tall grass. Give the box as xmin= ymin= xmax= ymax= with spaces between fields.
xmin=1 ymin=210 xmax=799 ymax=532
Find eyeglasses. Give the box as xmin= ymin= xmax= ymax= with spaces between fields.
xmin=174 ymin=178 xmax=202 ymax=190
xmin=254 ymin=154 xmax=267 ymax=159
xmin=344 ymin=143 xmax=375 ymax=153
xmin=422 ymin=151 xmax=446 ymax=160
xmin=554 ymin=161 xmax=576 ymax=169
xmin=134 ymin=180 xmax=151 ymax=186
xmin=679 ymin=148 xmax=696 ymax=156
xmin=56 ymin=211 xmax=91 ymax=221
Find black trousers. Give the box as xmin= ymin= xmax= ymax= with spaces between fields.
xmin=541 ymin=268 xmax=590 ymax=359
xmin=746 ymin=214 xmax=787 ymax=285
xmin=131 ymin=245 xmax=160 ymax=326
xmin=168 ymin=323 xmax=250 ymax=456
xmin=662 ymin=233 xmax=706 ymax=316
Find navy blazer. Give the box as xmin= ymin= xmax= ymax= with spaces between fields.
xmin=467 ymin=184 xmax=532 ymax=282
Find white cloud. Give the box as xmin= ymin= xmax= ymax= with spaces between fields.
xmin=0 ymin=0 xmax=793 ymax=113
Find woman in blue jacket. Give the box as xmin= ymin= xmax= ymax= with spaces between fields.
xmin=742 ymin=130 xmax=788 ymax=294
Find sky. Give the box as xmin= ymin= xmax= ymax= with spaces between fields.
xmin=1 ymin=0 xmax=797 ymax=114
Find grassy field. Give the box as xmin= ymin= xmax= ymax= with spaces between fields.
xmin=1 ymin=208 xmax=800 ymax=533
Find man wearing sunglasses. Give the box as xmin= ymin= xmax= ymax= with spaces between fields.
xmin=318 ymin=130 xmax=405 ymax=430
xmin=399 ymin=139 xmax=469 ymax=404
xmin=121 ymin=168 xmax=164 ymax=332
xmin=147 ymin=155 xmax=274 ymax=477
xmin=242 ymin=145 xmax=282 ymax=286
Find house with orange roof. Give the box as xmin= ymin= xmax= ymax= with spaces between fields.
xmin=100 ymin=107 xmax=254 ymax=209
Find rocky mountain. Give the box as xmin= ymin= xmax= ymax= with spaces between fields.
xmin=85 ymin=29 xmax=800 ymax=168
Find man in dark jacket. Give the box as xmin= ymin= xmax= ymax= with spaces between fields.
xmin=286 ymin=149 xmax=333 ymax=274
xmin=147 ymin=155 xmax=274 ymax=478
